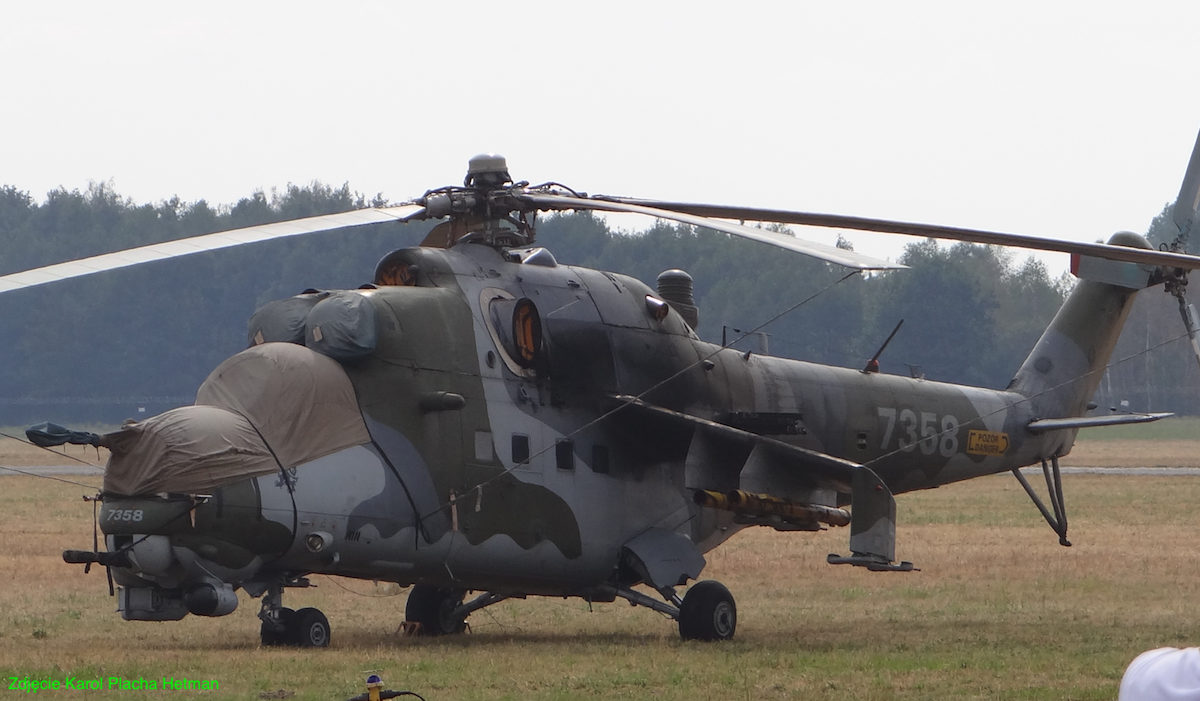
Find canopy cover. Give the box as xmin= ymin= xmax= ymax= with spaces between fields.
xmin=103 ymin=343 xmax=372 ymax=495
xmin=246 ymin=291 xmax=326 ymax=346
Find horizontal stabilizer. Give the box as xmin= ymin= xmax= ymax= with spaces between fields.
xmin=1026 ymin=412 xmax=1174 ymax=434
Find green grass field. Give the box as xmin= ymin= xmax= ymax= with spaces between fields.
xmin=4 ymin=466 xmax=1200 ymax=700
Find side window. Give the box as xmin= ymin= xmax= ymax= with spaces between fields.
xmin=511 ymin=434 xmax=530 ymax=465
xmin=591 ymin=444 xmax=610 ymax=474
xmin=555 ymin=440 xmax=574 ymax=471
xmin=487 ymin=296 xmax=543 ymax=369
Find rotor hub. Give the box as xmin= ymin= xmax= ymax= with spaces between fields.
xmin=465 ymin=153 xmax=511 ymax=188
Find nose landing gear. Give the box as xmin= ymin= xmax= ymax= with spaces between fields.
xmin=258 ymin=582 xmax=330 ymax=648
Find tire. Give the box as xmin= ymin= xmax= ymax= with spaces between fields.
xmin=678 ymin=581 xmax=736 ymax=641
xmin=260 ymin=607 xmax=295 ymax=647
xmin=405 ymin=585 xmax=467 ymax=636
xmin=292 ymin=607 xmax=331 ymax=648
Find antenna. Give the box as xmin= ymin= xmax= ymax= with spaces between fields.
xmin=863 ymin=319 xmax=903 ymax=373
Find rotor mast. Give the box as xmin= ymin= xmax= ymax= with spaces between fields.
xmin=417 ymin=153 xmax=538 ymax=250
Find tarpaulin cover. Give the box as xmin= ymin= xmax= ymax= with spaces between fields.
xmin=196 ymin=342 xmax=372 ymax=468
xmin=305 ymin=290 xmax=379 ymax=361
xmin=102 ymin=343 xmax=372 ymax=496
xmin=101 ymin=405 xmax=276 ymax=496
xmin=246 ymin=291 xmax=328 ymax=347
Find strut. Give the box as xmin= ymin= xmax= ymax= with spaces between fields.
xmin=1012 ymin=456 xmax=1071 ymax=547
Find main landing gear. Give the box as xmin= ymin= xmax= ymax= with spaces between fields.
xmin=606 ymin=579 xmax=738 ymax=641
xmin=677 ymin=581 xmax=737 ymax=641
xmin=399 ymin=581 xmax=736 ymax=641
xmin=255 ymin=577 xmax=737 ymax=645
xmin=259 ymin=583 xmax=330 ymax=648
xmin=402 ymin=585 xmax=514 ymax=636
xmin=405 ymin=585 xmax=467 ymax=635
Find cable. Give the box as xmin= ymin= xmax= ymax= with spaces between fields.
xmin=0 ymin=464 xmax=100 ymax=490
xmin=343 ymin=691 xmax=426 ymax=701
xmin=321 ymin=575 xmax=406 ymax=598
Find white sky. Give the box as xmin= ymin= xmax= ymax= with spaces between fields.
xmin=4 ymin=1 xmax=1200 ymax=275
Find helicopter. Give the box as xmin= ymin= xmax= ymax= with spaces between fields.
xmin=9 ymin=134 xmax=1200 ymax=647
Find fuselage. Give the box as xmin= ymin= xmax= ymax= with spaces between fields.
xmin=99 ymin=239 xmax=1129 ymax=613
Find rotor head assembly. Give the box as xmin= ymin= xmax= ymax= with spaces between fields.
xmin=464 ymin=153 xmax=512 ymax=188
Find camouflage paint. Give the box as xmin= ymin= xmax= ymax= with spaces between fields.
xmin=95 ymin=234 xmax=1148 ymax=613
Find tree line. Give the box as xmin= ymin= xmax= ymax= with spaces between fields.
xmin=0 ymin=182 xmax=1195 ymax=425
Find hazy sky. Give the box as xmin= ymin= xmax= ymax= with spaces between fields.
xmin=5 ymin=2 xmax=1200 ymax=274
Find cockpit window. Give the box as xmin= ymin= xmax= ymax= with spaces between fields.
xmin=511 ymin=299 xmax=542 ymax=367
xmin=375 ymin=260 xmax=418 ymax=286
xmin=481 ymin=288 xmax=544 ymax=378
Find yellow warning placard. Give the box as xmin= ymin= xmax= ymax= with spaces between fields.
xmin=967 ymin=430 xmax=1009 ymax=456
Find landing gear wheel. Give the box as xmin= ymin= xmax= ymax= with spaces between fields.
xmin=405 ymin=585 xmax=467 ymax=636
xmin=292 ymin=607 xmax=330 ymax=648
xmin=260 ymin=607 xmax=295 ymax=647
xmin=678 ymin=581 xmax=736 ymax=641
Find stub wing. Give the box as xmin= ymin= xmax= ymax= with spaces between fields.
xmin=604 ymin=394 xmax=859 ymax=493
xmin=603 ymin=395 xmax=906 ymax=569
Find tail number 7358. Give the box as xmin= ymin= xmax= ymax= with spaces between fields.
xmin=877 ymin=407 xmax=959 ymax=457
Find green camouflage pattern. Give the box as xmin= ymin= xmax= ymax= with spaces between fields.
xmin=91 ymin=232 xmax=1147 ymax=625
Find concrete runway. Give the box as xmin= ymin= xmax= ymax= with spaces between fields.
xmin=1048 ymin=467 xmax=1200 ymax=476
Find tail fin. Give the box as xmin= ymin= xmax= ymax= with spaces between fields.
xmin=1009 ymin=232 xmax=1154 ymax=423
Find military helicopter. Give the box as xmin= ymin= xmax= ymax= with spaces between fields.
xmin=10 ymin=132 xmax=1200 ymax=647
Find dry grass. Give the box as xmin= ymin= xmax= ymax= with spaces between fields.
xmin=1060 ymin=416 xmax=1198 ymax=467
xmin=4 ymin=467 xmax=1200 ymax=700
xmin=3 ymin=434 xmax=1200 ymax=699
xmin=1059 ymin=439 xmax=1200 ymax=467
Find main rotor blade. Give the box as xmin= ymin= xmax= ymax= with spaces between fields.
xmin=520 ymin=193 xmax=905 ymax=271
xmin=1173 ymin=127 xmax=1200 ymax=243
xmin=0 ymin=204 xmax=427 ymax=294
xmin=597 ymin=197 xmax=1200 ymax=272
